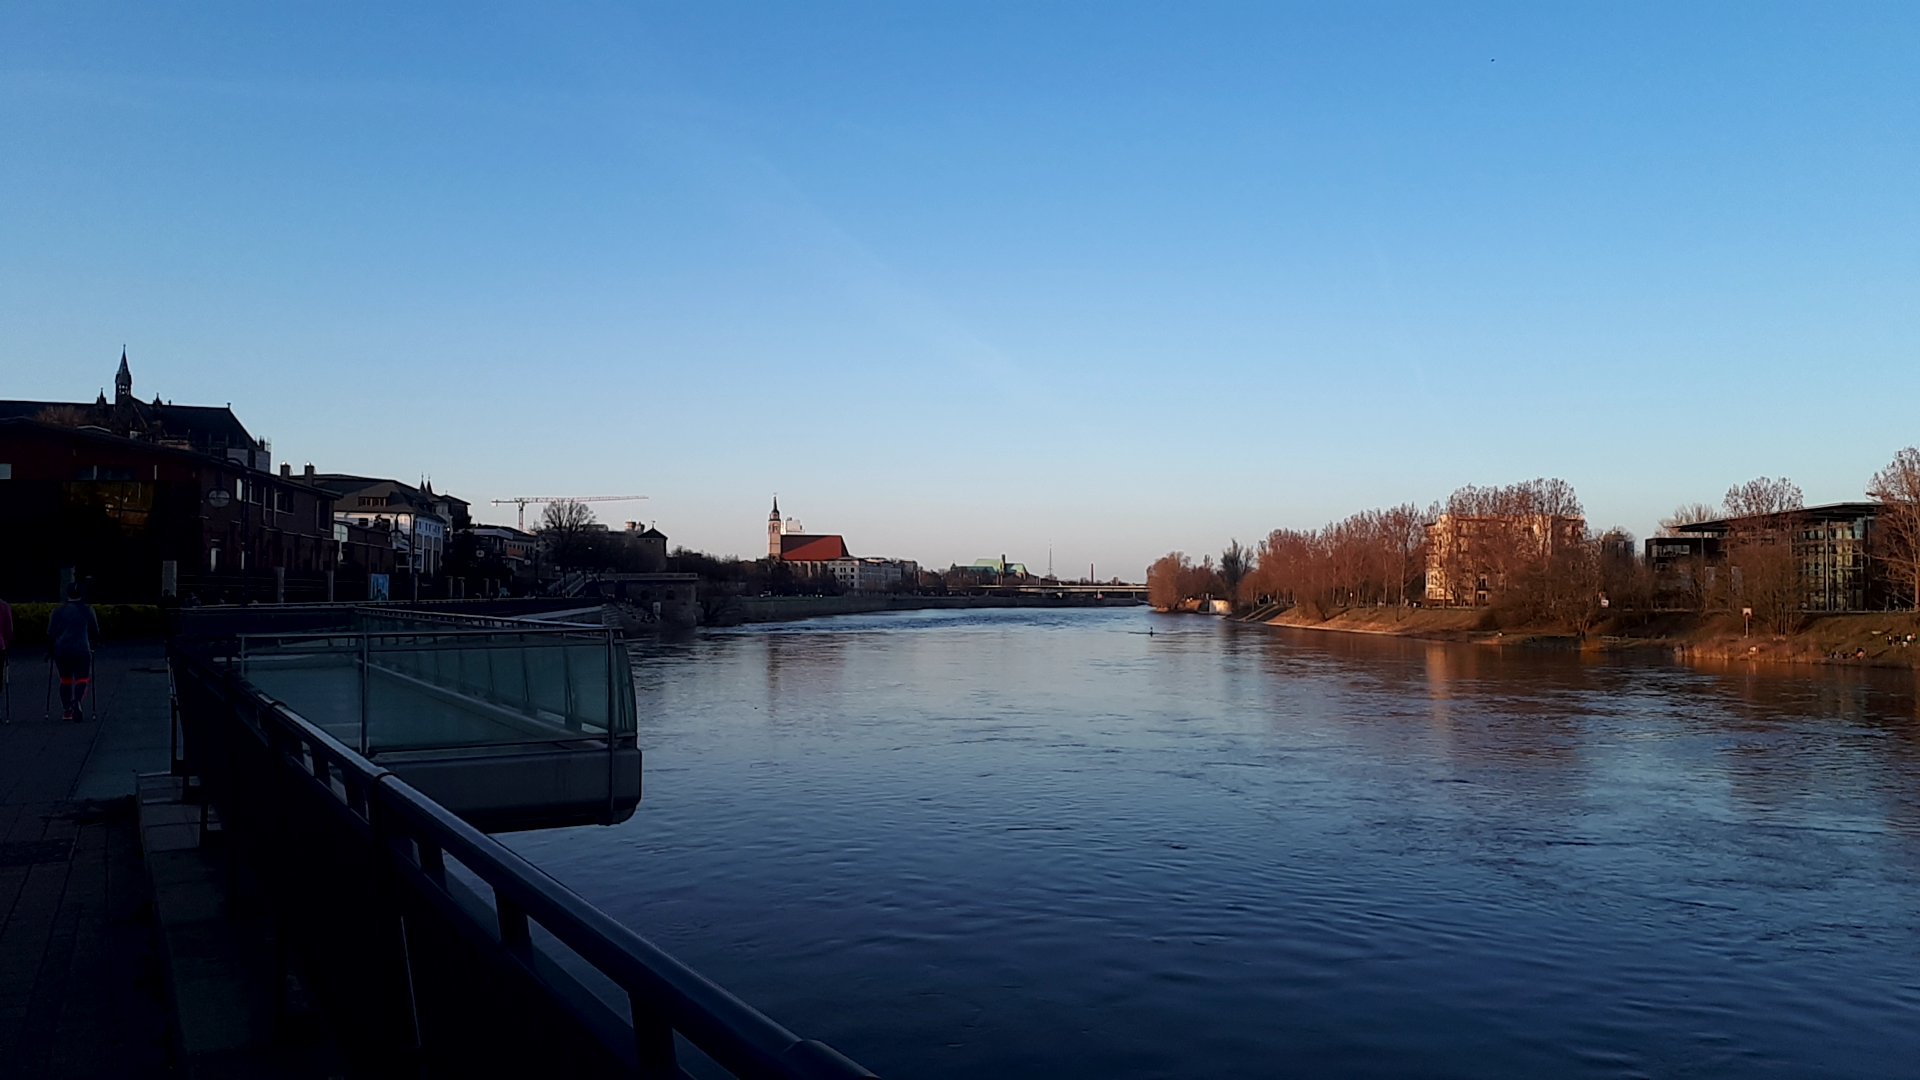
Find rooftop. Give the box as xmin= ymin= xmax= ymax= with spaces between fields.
xmin=779 ymin=534 xmax=850 ymax=562
xmin=1669 ymin=501 xmax=1882 ymax=534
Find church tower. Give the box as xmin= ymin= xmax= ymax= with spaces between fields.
xmin=114 ymin=347 xmax=132 ymax=405
xmin=768 ymin=496 xmax=783 ymax=560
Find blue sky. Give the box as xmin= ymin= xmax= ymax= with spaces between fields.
xmin=4 ymin=3 xmax=1916 ymax=576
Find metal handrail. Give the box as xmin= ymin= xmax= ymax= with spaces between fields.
xmin=185 ymin=657 xmax=876 ymax=1078
xmin=373 ymin=772 xmax=872 ymax=1080
xmin=230 ymin=616 xmax=635 ymax=754
xmin=352 ymin=605 xmax=605 ymax=631
xmin=237 ymin=629 xmax=610 ymax=645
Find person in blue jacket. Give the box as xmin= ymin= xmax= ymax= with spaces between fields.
xmin=48 ymin=583 xmax=102 ymax=722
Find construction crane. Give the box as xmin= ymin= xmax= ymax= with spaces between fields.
xmin=491 ymin=495 xmax=646 ymax=530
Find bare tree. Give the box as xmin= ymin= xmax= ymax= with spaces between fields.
xmin=539 ymin=498 xmax=598 ymax=570
xmin=1435 ymin=478 xmax=1585 ymax=615
xmin=1596 ymin=527 xmax=1653 ymax=613
xmin=1219 ymin=539 xmax=1252 ymax=607
xmin=1658 ymin=502 xmax=1721 ymax=536
xmin=1148 ymin=551 xmax=1192 ymax=611
xmin=1722 ymin=477 xmax=1805 ymax=634
xmin=1869 ymin=447 xmax=1920 ymax=610
xmin=1380 ymin=503 xmax=1426 ymax=609
xmin=1723 ymin=477 xmax=1804 ymax=520
xmin=1542 ymin=527 xmax=1604 ymax=633
xmin=1658 ymin=503 xmax=1723 ymax=608
xmin=1188 ymin=555 xmax=1226 ymax=602
xmin=35 ymin=405 xmax=90 ymax=427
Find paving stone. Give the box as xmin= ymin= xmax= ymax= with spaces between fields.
xmin=0 ymin=645 xmax=172 ymax=1078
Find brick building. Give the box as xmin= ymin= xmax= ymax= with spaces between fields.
xmin=1424 ymin=512 xmax=1586 ymax=606
xmin=0 ymin=419 xmax=337 ymax=602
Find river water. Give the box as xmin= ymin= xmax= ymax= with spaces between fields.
xmin=507 ymin=606 xmax=1920 ymax=1078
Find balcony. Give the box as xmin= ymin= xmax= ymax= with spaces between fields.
xmin=175 ymin=604 xmax=638 ymax=831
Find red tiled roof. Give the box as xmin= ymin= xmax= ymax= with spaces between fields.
xmin=780 ymin=534 xmax=850 ymax=562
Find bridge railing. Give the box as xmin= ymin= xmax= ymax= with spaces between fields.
xmin=171 ymin=649 xmax=878 ymax=1078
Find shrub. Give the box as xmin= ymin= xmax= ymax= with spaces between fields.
xmin=7 ymin=603 xmax=165 ymax=648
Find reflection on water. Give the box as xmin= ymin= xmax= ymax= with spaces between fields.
xmin=507 ymin=608 xmax=1920 ymax=1079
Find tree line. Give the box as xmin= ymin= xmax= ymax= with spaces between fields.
xmin=1148 ymin=445 xmax=1920 ymax=631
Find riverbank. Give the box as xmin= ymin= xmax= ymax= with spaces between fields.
xmin=1248 ymin=606 xmax=1920 ymax=669
xmin=715 ymin=594 xmax=1144 ymax=626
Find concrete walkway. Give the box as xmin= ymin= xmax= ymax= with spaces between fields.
xmin=0 ymin=643 xmax=174 ymax=1077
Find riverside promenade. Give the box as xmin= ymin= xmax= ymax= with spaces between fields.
xmin=0 ymin=644 xmax=173 ymax=1076
xmin=5 ymin=622 xmax=874 ymax=1078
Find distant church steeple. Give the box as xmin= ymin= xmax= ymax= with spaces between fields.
xmin=768 ymin=495 xmax=783 ymax=559
xmin=114 ymin=347 xmax=132 ymax=404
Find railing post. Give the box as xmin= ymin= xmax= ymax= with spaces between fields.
xmin=606 ymin=633 xmax=617 ymax=823
xmin=359 ymin=632 xmax=371 ymax=756
xmin=497 ymin=895 xmax=532 ymax=956
xmin=416 ymin=839 xmax=446 ymax=887
xmin=366 ymin=789 xmax=426 ymax=1068
xmin=560 ymin=642 xmax=578 ymax=731
xmin=629 ymin=993 xmax=679 ymax=1078
xmin=168 ymin=659 xmax=184 ymax=776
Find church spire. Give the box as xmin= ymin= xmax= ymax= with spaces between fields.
xmin=114 ymin=346 xmax=132 ymax=404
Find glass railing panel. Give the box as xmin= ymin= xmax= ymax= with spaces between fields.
xmin=564 ymin=641 xmax=610 ymax=735
xmin=238 ymin=638 xmax=368 ymax=748
xmin=614 ymin=655 xmax=637 ymax=737
xmin=234 ymin=622 xmax=634 ymax=755
xmin=488 ymin=644 xmax=529 ymax=715
xmin=522 ymin=642 xmax=573 ymax=725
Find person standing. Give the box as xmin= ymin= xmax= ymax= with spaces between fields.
xmin=48 ymin=583 xmax=101 ymax=722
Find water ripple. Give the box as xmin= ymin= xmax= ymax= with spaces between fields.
xmin=509 ymin=608 xmax=1920 ymax=1079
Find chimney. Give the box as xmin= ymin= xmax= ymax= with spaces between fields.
xmin=303 ymin=463 xmax=315 ymax=479
xmin=280 ymin=463 xmax=291 ymax=478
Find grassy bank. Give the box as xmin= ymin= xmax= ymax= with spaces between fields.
xmin=1657 ymin=611 xmax=1920 ymax=667
xmin=1256 ymin=606 xmax=1920 ymax=669
xmin=1266 ymin=606 xmax=1495 ymax=639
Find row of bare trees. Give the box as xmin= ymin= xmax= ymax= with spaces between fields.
xmin=1424 ymin=479 xmax=1597 ymax=620
xmin=1152 ymin=477 xmax=1645 ymax=630
xmin=1870 ymin=448 xmax=1920 ymax=613
xmin=1169 ymin=445 xmax=1920 ymax=633
xmin=1241 ymin=504 xmax=1427 ymax=616
xmin=1147 ymin=552 xmax=1226 ymax=610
